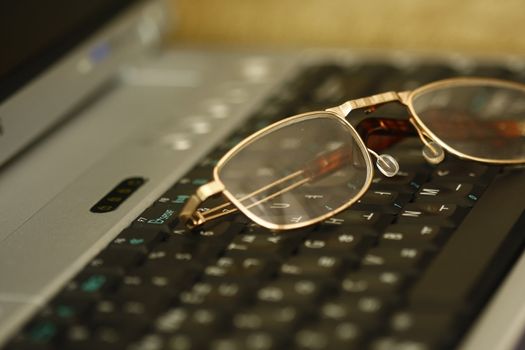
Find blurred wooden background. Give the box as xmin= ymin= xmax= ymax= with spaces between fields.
xmin=168 ymin=0 xmax=525 ymax=55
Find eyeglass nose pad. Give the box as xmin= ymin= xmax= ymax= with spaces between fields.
xmin=367 ymin=148 xmax=399 ymax=177
xmin=376 ymin=154 xmax=399 ymax=177
xmin=422 ymin=141 xmax=445 ymax=164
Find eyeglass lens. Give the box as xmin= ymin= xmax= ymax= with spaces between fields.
xmin=412 ymin=82 xmax=525 ymax=161
xmin=217 ymin=113 xmax=371 ymax=227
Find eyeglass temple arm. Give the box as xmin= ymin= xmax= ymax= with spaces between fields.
xmin=179 ymin=180 xmax=224 ymax=228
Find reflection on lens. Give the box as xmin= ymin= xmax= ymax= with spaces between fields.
xmin=412 ymin=80 xmax=525 ymax=161
xmin=217 ymin=113 xmax=372 ymax=229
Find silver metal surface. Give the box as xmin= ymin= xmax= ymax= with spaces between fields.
xmin=0 ymin=0 xmax=167 ymax=168
xmin=461 ymin=250 xmax=525 ymax=350
xmin=0 ymin=47 xmax=298 ymax=345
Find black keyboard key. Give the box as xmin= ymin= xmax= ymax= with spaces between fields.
xmin=132 ymin=204 xmax=180 ymax=232
xmin=362 ymin=246 xmax=430 ymax=271
xmin=111 ymin=227 xmax=166 ymax=253
xmin=397 ymin=203 xmax=468 ymax=227
xmin=225 ymin=231 xmax=303 ymax=258
xmin=156 ymin=183 xmax=195 ymax=207
xmin=320 ymin=295 xmax=389 ymax=328
xmin=305 ymin=227 xmax=376 ymax=254
xmin=294 ymin=321 xmax=364 ymax=350
xmin=91 ymin=298 xmax=166 ymax=330
xmin=202 ymin=256 xmax=278 ymax=282
xmin=144 ymin=236 xmax=198 ymax=268
xmin=280 ymin=255 xmax=350 ymax=279
xmin=371 ymin=171 xmax=427 ymax=193
xmin=469 ymin=65 xmax=515 ymax=79
xmin=321 ymin=210 xmax=394 ymax=233
xmin=155 ymin=306 xmax=229 ymax=334
xmin=381 ymin=224 xmax=450 ymax=246
xmin=117 ymin=265 xmax=200 ymax=299
xmin=87 ymin=249 xmax=144 ymax=274
xmin=180 ymin=281 xmax=255 ymax=309
xmin=63 ymin=271 xmax=121 ymax=299
xmin=371 ymin=336 xmax=437 ymax=350
xmin=39 ymin=297 xmax=93 ymax=324
xmin=340 ymin=270 xmax=407 ymax=296
xmin=377 ymin=64 xmax=458 ymax=91
xmin=60 ymin=324 xmax=92 ymax=349
xmin=414 ymin=182 xmax=485 ymax=207
xmin=354 ymin=190 xmax=411 ymax=213
xmin=62 ymin=325 xmax=134 ymax=350
xmin=431 ymin=161 xmax=499 ymax=185
xmin=388 ymin=309 xmax=458 ymax=345
xmin=211 ymin=331 xmax=284 ymax=350
xmin=255 ymin=279 xmax=330 ymax=306
xmin=179 ymin=220 xmax=245 ymax=260
xmin=10 ymin=320 xmax=62 ymax=349
xmin=232 ymin=305 xmax=306 ymax=334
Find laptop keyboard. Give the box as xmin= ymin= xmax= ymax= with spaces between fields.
xmin=5 ymin=60 xmax=525 ymax=350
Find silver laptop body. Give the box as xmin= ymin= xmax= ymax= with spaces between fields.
xmin=1 ymin=1 xmax=524 ymax=349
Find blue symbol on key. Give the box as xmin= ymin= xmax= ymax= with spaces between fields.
xmin=192 ymin=178 xmax=208 ymax=185
xmin=56 ymin=305 xmax=74 ymax=318
xmin=81 ymin=275 xmax=106 ymax=293
xmin=129 ymin=238 xmax=145 ymax=245
xmin=30 ymin=322 xmax=57 ymax=342
xmin=174 ymin=195 xmax=190 ymax=204
xmin=468 ymin=194 xmax=478 ymax=201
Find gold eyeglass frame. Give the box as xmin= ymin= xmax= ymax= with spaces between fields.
xmin=180 ymin=77 xmax=525 ymax=231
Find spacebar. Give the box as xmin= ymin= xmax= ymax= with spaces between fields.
xmin=409 ymin=170 xmax=525 ymax=309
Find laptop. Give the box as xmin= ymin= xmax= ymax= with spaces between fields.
xmin=1 ymin=0 xmax=524 ymax=349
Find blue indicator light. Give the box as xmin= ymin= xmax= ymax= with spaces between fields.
xmin=89 ymin=42 xmax=110 ymax=63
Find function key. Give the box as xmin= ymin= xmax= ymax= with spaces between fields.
xmin=132 ymin=204 xmax=180 ymax=233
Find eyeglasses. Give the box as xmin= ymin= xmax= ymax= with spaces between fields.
xmin=180 ymin=77 xmax=525 ymax=231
